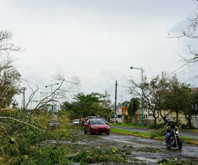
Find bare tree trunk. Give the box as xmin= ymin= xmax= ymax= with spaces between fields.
xmin=25 ymin=84 xmax=39 ymax=109
xmin=152 ymin=110 xmax=159 ymax=125
xmin=186 ymin=115 xmax=192 ymax=128
xmin=176 ymin=111 xmax=179 ymax=124
xmin=153 ymin=116 xmax=157 ymax=125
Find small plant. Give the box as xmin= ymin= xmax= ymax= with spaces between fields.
xmin=149 ymin=126 xmax=166 ymax=138
xmin=73 ymin=147 xmax=128 ymax=163
xmin=157 ymin=158 xmax=169 ymax=164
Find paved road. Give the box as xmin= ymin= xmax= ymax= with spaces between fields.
xmin=111 ymin=126 xmax=198 ymax=139
xmin=46 ymin=128 xmax=198 ymax=164
xmin=82 ymin=133 xmax=198 ymax=164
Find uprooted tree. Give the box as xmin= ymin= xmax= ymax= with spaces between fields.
xmin=24 ymin=74 xmax=80 ymax=111
xmin=0 ymin=31 xmax=80 ymax=164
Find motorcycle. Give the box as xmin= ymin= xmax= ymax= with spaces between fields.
xmin=166 ymin=127 xmax=182 ymax=150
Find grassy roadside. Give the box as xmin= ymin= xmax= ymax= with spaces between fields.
xmin=110 ymin=128 xmax=195 ymax=142
xmin=183 ymin=129 xmax=198 ymax=133
xmin=111 ymin=123 xmax=198 ymax=133
xmin=110 ymin=123 xmax=148 ymax=128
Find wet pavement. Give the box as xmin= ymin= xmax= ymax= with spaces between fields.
xmin=45 ymin=127 xmax=198 ymax=164
xmin=79 ymin=132 xmax=198 ymax=164
xmin=103 ymin=134 xmax=198 ymax=162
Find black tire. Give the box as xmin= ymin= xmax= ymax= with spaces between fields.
xmin=90 ymin=129 xmax=94 ymax=135
xmin=166 ymin=144 xmax=170 ymax=149
xmin=177 ymin=138 xmax=182 ymax=150
xmin=84 ymin=129 xmax=87 ymax=134
xmin=106 ymin=133 xmax=109 ymax=135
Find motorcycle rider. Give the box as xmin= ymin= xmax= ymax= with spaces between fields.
xmin=166 ymin=120 xmax=178 ymax=143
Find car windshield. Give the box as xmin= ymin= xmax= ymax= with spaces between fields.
xmin=88 ymin=116 xmax=96 ymax=119
xmin=91 ymin=120 xmax=106 ymax=125
xmin=101 ymin=118 xmax=106 ymax=121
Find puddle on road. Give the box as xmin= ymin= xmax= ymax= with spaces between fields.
xmin=133 ymin=157 xmax=157 ymax=163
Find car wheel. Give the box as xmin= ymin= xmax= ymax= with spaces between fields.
xmin=106 ymin=133 xmax=109 ymax=135
xmin=84 ymin=129 xmax=87 ymax=134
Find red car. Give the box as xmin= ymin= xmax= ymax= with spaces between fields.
xmin=84 ymin=119 xmax=110 ymax=135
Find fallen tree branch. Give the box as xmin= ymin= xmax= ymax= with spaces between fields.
xmin=0 ymin=122 xmax=11 ymax=137
xmin=0 ymin=117 xmax=45 ymax=132
xmin=25 ymin=84 xmax=39 ymax=109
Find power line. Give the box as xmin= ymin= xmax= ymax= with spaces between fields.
xmin=176 ymin=63 xmax=195 ymax=75
xmin=168 ymin=63 xmax=189 ymax=76
xmin=20 ymin=78 xmax=38 ymax=86
xmin=106 ymin=86 xmax=114 ymax=94
xmin=183 ymin=74 xmax=198 ymax=83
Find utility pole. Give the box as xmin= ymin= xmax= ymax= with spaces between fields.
xmin=114 ymin=80 xmax=117 ymax=123
xmin=45 ymin=83 xmax=59 ymax=120
xmin=140 ymin=67 xmax=144 ymax=127
xmin=21 ymin=87 xmax=27 ymax=109
xmin=130 ymin=66 xmax=144 ymax=126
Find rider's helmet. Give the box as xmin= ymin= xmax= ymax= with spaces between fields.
xmin=168 ymin=120 xmax=174 ymax=125
xmin=168 ymin=120 xmax=174 ymax=123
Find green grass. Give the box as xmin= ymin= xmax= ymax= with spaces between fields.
xmin=180 ymin=136 xmax=195 ymax=140
xmin=110 ymin=128 xmax=195 ymax=140
xmin=111 ymin=128 xmax=151 ymax=137
xmin=110 ymin=123 xmax=148 ymax=128
xmin=183 ymin=129 xmax=198 ymax=133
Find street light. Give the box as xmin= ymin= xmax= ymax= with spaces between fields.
xmin=130 ymin=66 xmax=144 ymax=126
xmin=45 ymin=83 xmax=59 ymax=120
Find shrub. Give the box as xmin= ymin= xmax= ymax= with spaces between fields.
xmin=0 ymin=110 xmax=71 ymax=164
xmin=148 ymin=123 xmax=164 ymax=129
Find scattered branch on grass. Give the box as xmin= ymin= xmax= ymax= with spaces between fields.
xmin=0 ymin=122 xmax=11 ymax=137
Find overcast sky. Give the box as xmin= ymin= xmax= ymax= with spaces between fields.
xmin=1 ymin=0 xmax=198 ymax=106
